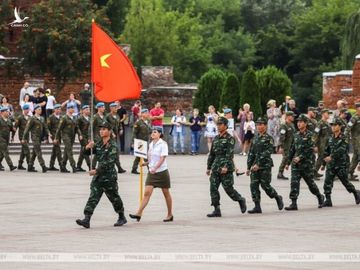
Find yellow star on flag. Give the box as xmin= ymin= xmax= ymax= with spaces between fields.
xmin=100 ymin=54 xmax=112 ymax=68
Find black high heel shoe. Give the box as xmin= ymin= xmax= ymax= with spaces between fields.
xmin=163 ymin=216 xmax=174 ymax=222
xmin=129 ymin=214 xmax=141 ymax=222
xmin=236 ymin=170 xmax=245 ymax=177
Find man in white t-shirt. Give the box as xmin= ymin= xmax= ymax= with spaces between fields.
xmin=45 ymin=89 xmax=57 ymax=117
xmin=19 ymin=82 xmax=33 ymax=104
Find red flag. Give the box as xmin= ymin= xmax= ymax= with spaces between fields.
xmin=91 ymin=22 xmax=141 ymax=102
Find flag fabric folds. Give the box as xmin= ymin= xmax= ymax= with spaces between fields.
xmin=91 ymin=22 xmax=141 ymax=102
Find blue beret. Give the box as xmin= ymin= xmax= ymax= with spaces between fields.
xmin=223 ymin=108 xmax=232 ymax=114
xmin=66 ymin=103 xmax=75 ymax=109
xmin=54 ymin=104 xmax=61 ymax=109
xmin=0 ymin=106 xmax=9 ymax=112
xmin=141 ymin=108 xmax=149 ymax=113
xmin=82 ymin=105 xmax=90 ymax=110
xmin=109 ymin=102 xmax=117 ymax=107
xmin=96 ymin=102 xmax=105 ymax=108
xmin=152 ymin=126 xmax=163 ymax=133
xmin=34 ymin=104 xmax=41 ymax=111
xmin=22 ymin=104 xmax=30 ymax=110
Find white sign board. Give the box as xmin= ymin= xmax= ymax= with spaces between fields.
xmin=134 ymin=139 xmax=148 ymax=158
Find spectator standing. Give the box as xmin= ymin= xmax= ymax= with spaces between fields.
xmin=242 ymin=113 xmax=255 ymax=155
xmin=1 ymin=96 xmax=14 ymax=117
xmin=130 ymin=100 xmax=141 ymax=126
xmin=289 ymin=99 xmax=300 ymax=128
xmin=45 ymin=89 xmax=57 ymax=117
xmin=20 ymin=94 xmax=34 ymax=116
xmin=79 ymin=83 xmax=92 ymax=106
xmin=280 ymin=96 xmax=291 ymax=113
xmin=150 ymin=102 xmax=165 ymax=131
xmin=61 ymin=93 xmax=81 ymax=119
xmin=170 ymin=109 xmax=187 ymax=154
xmin=237 ymin=103 xmax=253 ymax=145
xmin=204 ymin=105 xmax=218 ymax=152
xmin=266 ymin=99 xmax=281 ymax=152
xmin=19 ymin=81 xmax=33 ymax=105
xmin=31 ymin=88 xmax=47 ymax=119
xmin=116 ymin=101 xmax=128 ymax=153
xmin=189 ymin=108 xmax=203 ymax=155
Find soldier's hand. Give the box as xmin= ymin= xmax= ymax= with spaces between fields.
xmin=293 ymin=157 xmax=300 ymax=163
xmin=206 ymin=170 xmax=211 ymax=176
xmin=246 ymin=170 xmax=250 ymax=176
xmin=53 ymin=139 xmax=58 ymax=145
xmin=44 ymin=140 xmax=48 ymax=144
xmin=21 ymin=140 xmax=26 ymax=144
xmin=278 ymin=148 xmax=284 ymax=154
xmin=89 ymin=169 xmax=97 ymax=176
xmin=220 ymin=167 xmax=228 ymax=174
xmin=251 ymin=164 xmax=259 ymax=172
xmin=79 ymin=136 xmax=83 ymax=141
xmin=324 ymin=156 xmax=332 ymax=163
xmin=285 ymin=165 xmax=289 ymax=170
xmin=86 ymin=141 xmax=95 ymax=149
xmin=120 ymin=130 xmax=123 ymax=136
xmin=357 ymin=165 xmax=360 ymax=171
xmin=314 ymin=147 xmax=318 ymax=153
xmin=320 ymin=166 xmax=325 ymax=171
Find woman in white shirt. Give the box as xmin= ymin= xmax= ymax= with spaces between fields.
xmin=129 ymin=127 xmax=173 ymax=222
xmin=242 ymin=113 xmax=256 ymax=155
xmin=20 ymin=94 xmax=34 ymax=116
xmin=170 ymin=109 xmax=187 ymax=154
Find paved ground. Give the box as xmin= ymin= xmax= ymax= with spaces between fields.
xmin=1 ymin=153 xmax=360 ymax=269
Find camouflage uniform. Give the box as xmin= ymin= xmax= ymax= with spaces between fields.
xmin=348 ymin=113 xmax=360 ymax=177
xmin=131 ymin=118 xmax=151 ymax=172
xmin=314 ymin=118 xmax=332 ymax=173
xmin=47 ymin=113 xmax=62 ymax=169
xmin=92 ymin=113 xmax=105 ymax=143
xmin=0 ymin=116 xmax=15 ymax=169
xmin=23 ymin=115 xmax=49 ymax=169
xmin=76 ymin=114 xmax=91 ymax=169
xmin=278 ymin=121 xmax=295 ymax=176
xmin=14 ymin=114 xmax=30 ymax=168
xmin=55 ymin=114 xmax=81 ymax=170
xmin=105 ymin=112 xmax=124 ymax=172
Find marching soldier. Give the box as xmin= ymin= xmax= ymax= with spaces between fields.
xmin=131 ymin=108 xmax=151 ymax=174
xmin=47 ymin=104 xmax=62 ymax=171
xmin=91 ymin=102 xmax=106 ymax=169
xmin=247 ymin=117 xmax=284 ymax=214
xmin=14 ymin=104 xmax=31 ymax=170
xmin=284 ymin=114 xmax=324 ymax=210
xmin=306 ymin=107 xmax=317 ymax=132
xmin=54 ymin=103 xmax=82 ymax=173
xmin=22 ymin=104 xmax=49 ymax=173
xmin=76 ymin=122 xmax=127 ymax=229
xmin=277 ymin=111 xmax=295 ymax=180
xmin=105 ymin=103 xmax=126 ymax=174
xmin=76 ymin=105 xmax=91 ymax=172
xmin=0 ymin=106 xmax=17 ymax=171
xmin=347 ymin=102 xmax=360 ymax=181
xmin=320 ymin=118 xmax=360 ymax=207
xmin=206 ymin=117 xmax=247 ymax=217
xmin=314 ymin=109 xmax=332 ymax=179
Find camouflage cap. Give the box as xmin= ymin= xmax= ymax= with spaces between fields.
xmin=321 ymin=109 xmax=329 ymax=114
xmin=217 ymin=116 xmax=228 ymax=126
xmin=318 ymin=100 xmax=324 ymax=104
xmin=297 ymin=114 xmax=308 ymax=122
xmin=255 ymin=117 xmax=267 ymax=124
xmin=340 ymin=108 xmax=347 ymax=114
xmin=307 ymin=107 xmax=316 ymax=112
xmin=330 ymin=117 xmax=343 ymax=126
xmin=285 ymin=111 xmax=295 ymax=117
xmin=98 ymin=121 xmax=112 ymax=130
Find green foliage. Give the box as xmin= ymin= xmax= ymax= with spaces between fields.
xmin=342 ymin=9 xmax=360 ymax=69
xmin=220 ymin=73 xmax=240 ymax=113
xmin=105 ymin=0 xmax=130 ymax=36
xmin=193 ymin=68 xmax=226 ymax=113
xmin=0 ymin=0 xmax=11 ymax=55
xmin=240 ymin=67 xmax=262 ymax=118
xmin=256 ymin=66 xmax=292 ymax=110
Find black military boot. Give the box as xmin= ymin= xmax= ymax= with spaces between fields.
xmin=321 ymin=195 xmax=332 ymax=207
xmin=76 ymin=167 xmax=86 ymax=172
xmin=114 ymin=213 xmax=127 ymax=227
xmin=0 ymin=167 xmax=4 ymax=171
xmin=317 ymin=194 xmax=325 ymax=208
xmin=353 ymin=190 xmax=360 ymax=205
xmin=315 ymin=172 xmax=323 ymax=178
xmin=9 ymin=165 xmax=17 ymax=171
xmin=118 ymin=167 xmax=126 ymax=174
xmin=18 ymin=161 xmax=26 ymax=170
xmin=238 ymin=197 xmax=247 ymax=213
xmin=277 ymin=172 xmax=288 ymax=180
xmin=207 ymin=206 xmax=221 ymax=217
xmin=72 ymin=166 xmax=77 ymax=173
xmin=0 ymin=163 xmax=4 ymax=169
xmin=28 ymin=166 xmax=37 ymax=172
xmin=41 ymin=165 xmax=48 ymax=173
xmin=285 ymin=199 xmax=298 ymax=211
xmin=60 ymin=166 xmax=70 ymax=173
xmin=76 ymin=215 xmax=91 ymax=229
xmin=48 ymin=166 xmax=59 ymax=171
xmin=349 ymin=173 xmax=359 ymax=182
xmin=248 ymin=202 xmax=262 ymax=214
xmin=131 ymin=169 xmax=140 ymax=174
xmin=275 ymin=195 xmax=284 ymax=210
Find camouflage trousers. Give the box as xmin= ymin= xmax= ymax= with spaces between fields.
xmin=349 ymin=143 xmax=359 ymax=174
xmin=61 ymin=137 xmax=76 ymax=168
xmin=132 ymin=157 xmax=148 ymax=171
xmin=250 ymin=169 xmax=278 ymax=203
xmin=209 ymin=171 xmax=243 ymax=206
xmin=84 ymin=178 xmax=124 ymax=216
xmin=324 ymin=166 xmax=356 ymax=195
xmin=49 ymin=143 xmax=62 ymax=168
xmin=315 ymin=145 xmax=326 ymax=172
xmin=77 ymin=139 xmax=90 ymax=169
xmin=278 ymin=148 xmax=290 ymax=173
xmin=289 ymin=166 xmax=321 ymax=200
xmin=29 ymin=141 xmax=45 ymax=167
xmin=0 ymin=142 xmax=14 ymax=167
xmin=19 ymin=143 xmax=30 ymax=165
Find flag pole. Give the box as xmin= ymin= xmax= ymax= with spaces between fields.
xmin=90 ymin=18 xmax=95 ymax=170
xmin=139 ymin=157 xmax=144 ymax=204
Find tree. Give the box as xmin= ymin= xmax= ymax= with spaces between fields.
xmin=220 ymin=73 xmax=240 ymax=114
xmin=193 ymin=68 xmax=226 ymax=113
xmin=0 ymin=0 xmax=11 ymax=55
xmin=240 ymin=67 xmax=262 ymax=118
xmin=19 ymin=0 xmax=108 ymax=92
xmin=105 ymin=0 xmax=130 ymax=36
xmin=256 ymin=66 xmax=292 ymax=111
xmin=342 ymin=9 xmax=360 ymax=69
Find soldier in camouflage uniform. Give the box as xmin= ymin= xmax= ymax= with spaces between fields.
xmin=285 ymin=114 xmax=324 ymax=210
xmin=14 ymin=104 xmax=31 ymax=170
xmin=347 ymin=102 xmax=360 ymax=181
xmin=320 ymin=118 xmax=360 ymax=207
xmin=54 ymin=104 xmax=82 ymax=173
xmin=105 ymin=103 xmax=126 ymax=174
xmin=22 ymin=104 xmax=49 ymax=173
xmin=76 ymin=105 xmax=91 ymax=171
xmin=246 ymin=117 xmax=284 ymax=214
xmin=339 ymin=108 xmax=348 ymax=133
xmin=206 ymin=117 xmax=247 ymax=217
xmin=76 ymin=121 xmax=127 ymax=229
xmin=91 ymin=102 xmax=106 ymax=169
xmin=306 ymin=107 xmax=317 ymax=132
xmin=315 ymin=100 xmax=325 ymax=121
xmin=47 ymin=104 xmax=62 ymax=171
xmin=277 ymin=111 xmax=295 ymax=180
xmin=0 ymin=107 xmax=17 ymax=171
xmin=314 ymin=109 xmax=332 ymax=179
xmin=131 ymin=108 xmax=151 ymax=174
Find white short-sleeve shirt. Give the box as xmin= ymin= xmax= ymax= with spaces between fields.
xmin=148 ymin=138 xmax=168 ymax=173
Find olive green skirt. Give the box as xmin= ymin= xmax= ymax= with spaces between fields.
xmin=145 ymin=169 xmax=171 ymax=188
